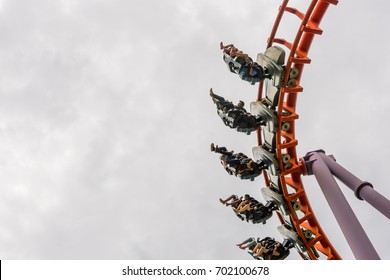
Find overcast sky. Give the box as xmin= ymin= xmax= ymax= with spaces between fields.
xmin=0 ymin=0 xmax=389 ymax=260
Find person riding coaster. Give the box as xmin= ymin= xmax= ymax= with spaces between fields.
xmin=210 ymin=143 xmax=266 ymax=181
xmin=220 ymin=194 xmax=276 ymax=224
xmin=209 ymin=88 xmax=264 ymax=135
xmin=237 ymin=237 xmax=293 ymax=260
xmin=220 ymin=42 xmax=271 ymax=85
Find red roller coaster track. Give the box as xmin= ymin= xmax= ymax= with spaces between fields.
xmin=257 ymin=0 xmax=341 ymax=260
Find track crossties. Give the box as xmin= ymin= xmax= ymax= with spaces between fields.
xmin=257 ymin=0 xmax=340 ymax=260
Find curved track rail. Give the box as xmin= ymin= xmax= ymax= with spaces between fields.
xmin=257 ymin=0 xmax=341 ymax=259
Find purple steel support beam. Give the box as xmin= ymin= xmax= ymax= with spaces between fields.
xmin=319 ymin=153 xmax=390 ymax=219
xmin=303 ymin=150 xmax=380 ymax=260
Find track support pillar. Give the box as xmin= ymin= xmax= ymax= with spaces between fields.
xmin=302 ymin=150 xmax=381 ymax=260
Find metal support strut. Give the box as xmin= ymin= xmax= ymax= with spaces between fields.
xmin=302 ymin=150 xmax=390 ymax=260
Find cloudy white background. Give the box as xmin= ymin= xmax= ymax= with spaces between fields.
xmin=0 ymin=0 xmax=389 ymax=260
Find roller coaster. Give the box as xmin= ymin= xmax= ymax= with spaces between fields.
xmin=210 ymin=0 xmax=390 ymax=260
